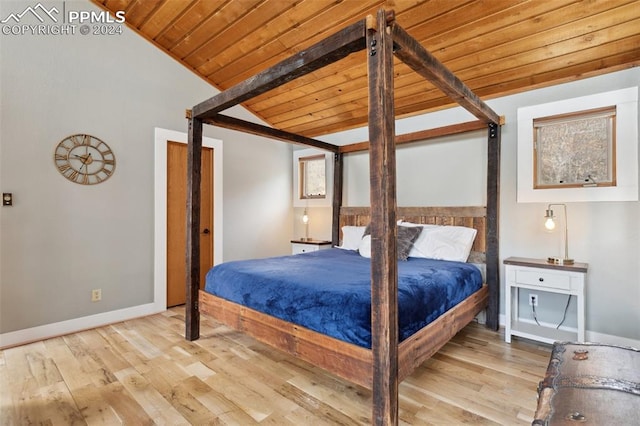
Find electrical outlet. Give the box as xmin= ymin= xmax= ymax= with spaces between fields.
xmin=529 ymin=294 xmax=538 ymax=307
xmin=91 ymin=289 xmax=102 ymax=302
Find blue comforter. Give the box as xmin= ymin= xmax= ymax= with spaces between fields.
xmin=204 ymin=248 xmax=482 ymax=349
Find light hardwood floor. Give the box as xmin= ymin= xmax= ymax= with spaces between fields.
xmin=0 ymin=308 xmax=551 ymax=425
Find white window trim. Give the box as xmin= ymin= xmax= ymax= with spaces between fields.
xmin=517 ymin=87 xmax=638 ymax=202
xmin=293 ymin=148 xmax=333 ymax=207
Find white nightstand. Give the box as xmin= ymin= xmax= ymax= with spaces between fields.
xmin=504 ymin=257 xmax=587 ymax=344
xmin=291 ymin=239 xmax=332 ymax=255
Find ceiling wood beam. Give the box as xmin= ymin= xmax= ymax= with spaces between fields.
xmin=339 ymin=117 xmax=505 ymax=154
xmin=199 ymin=113 xmax=340 ymax=153
xmin=391 ymin=23 xmax=500 ymax=125
xmin=192 ymin=18 xmax=368 ymax=119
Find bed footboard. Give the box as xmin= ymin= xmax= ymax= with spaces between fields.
xmin=199 ymin=289 xmax=373 ymax=388
xmin=398 ymin=284 xmax=488 ymax=382
xmin=198 ymin=283 xmax=488 ymax=389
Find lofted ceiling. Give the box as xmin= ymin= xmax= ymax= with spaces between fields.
xmin=92 ymin=0 xmax=640 ymax=137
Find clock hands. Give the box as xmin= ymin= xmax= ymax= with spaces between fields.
xmin=74 ymin=153 xmax=93 ymax=174
xmin=73 ymin=153 xmax=94 ymax=164
xmin=79 ymin=157 xmax=88 ymax=175
xmin=73 ymin=153 xmax=104 ymax=164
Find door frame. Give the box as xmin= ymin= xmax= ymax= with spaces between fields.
xmin=154 ymin=127 xmax=223 ymax=309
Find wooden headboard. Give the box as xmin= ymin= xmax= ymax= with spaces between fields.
xmin=339 ymin=206 xmax=487 ymax=263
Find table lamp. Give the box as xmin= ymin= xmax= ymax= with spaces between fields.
xmin=544 ymin=203 xmax=574 ymax=265
xmin=302 ymin=208 xmax=309 ymax=241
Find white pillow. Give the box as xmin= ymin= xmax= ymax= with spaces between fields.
xmin=358 ymin=234 xmax=371 ymax=258
xmin=402 ymin=223 xmax=477 ymax=262
xmin=337 ymin=226 xmax=366 ymax=250
xmin=358 ymin=225 xmax=422 ymax=260
xmin=398 ymin=222 xmax=438 ymax=258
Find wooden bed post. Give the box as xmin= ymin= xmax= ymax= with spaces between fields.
xmin=331 ymin=152 xmax=343 ymax=246
xmin=368 ymin=10 xmax=398 ymax=426
xmin=485 ymin=122 xmax=501 ymax=330
xmin=186 ymin=117 xmax=203 ymax=341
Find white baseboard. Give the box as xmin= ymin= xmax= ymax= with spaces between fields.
xmin=585 ymin=330 xmax=640 ymax=349
xmin=0 ymin=302 xmax=165 ymax=349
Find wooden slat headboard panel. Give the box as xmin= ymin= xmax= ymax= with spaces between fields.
xmin=339 ymin=206 xmax=487 ymax=262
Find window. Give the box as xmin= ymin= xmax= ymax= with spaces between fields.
xmin=299 ymin=154 xmax=326 ymax=199
xmin=293 ymin=148 xmax=333 ymax=208
xmin=533 ymin=106 xmax=616 ymax=189
xmin=516 ymin=86 xmax=637 ymax=203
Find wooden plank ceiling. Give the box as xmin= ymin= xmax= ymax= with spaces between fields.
xmin=92 ymin=0 xmax=640 ymax=137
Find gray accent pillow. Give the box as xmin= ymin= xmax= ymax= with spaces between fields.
xmin=362 ymin=224 xmax=422 ymax=261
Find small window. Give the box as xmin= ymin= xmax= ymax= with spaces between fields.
xmin=299 ymin=154 xmax=326 ymax=199
xmin=293 ymin=148 xmax=332 ymax=207
xmin=533 ymin=106 xmax=616 ymax=189
xmin=517 ymin=86 xmax=637 ymax=203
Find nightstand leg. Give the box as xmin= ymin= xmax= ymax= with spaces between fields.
xmin=505 ymin=285 xmax=512 ymax=343
xmin=577 ymin=293 xmax=585 ymax=342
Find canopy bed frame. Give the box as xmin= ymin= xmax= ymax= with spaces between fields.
xmin=185 ymin=10 xmax=501 ymax=425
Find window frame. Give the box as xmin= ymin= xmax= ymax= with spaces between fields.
xmin=293 ymin=148 xmax=333 ymax=208
xmin=516 ymin=86 xmax=638 ymax=203
xmin=532 ymin=106 xmax=617 ymax=189
xmin=298 ymin=154 xmax=327 ymax=200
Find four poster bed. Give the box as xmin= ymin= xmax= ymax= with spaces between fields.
xmin=185 ymin=10 xmax=501 ymax=425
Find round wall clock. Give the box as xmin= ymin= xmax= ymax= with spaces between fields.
xmin=54 ymin=134 xmax=116 ymax=185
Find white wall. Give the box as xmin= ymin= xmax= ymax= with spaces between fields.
xmin=318 ymin=68 xmax=640 ymax=343
xmin=0 ymin=1 xmax=291 ymax=338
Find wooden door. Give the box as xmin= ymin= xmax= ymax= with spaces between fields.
xmin=167 ymin=141 xmax=214 ymax=307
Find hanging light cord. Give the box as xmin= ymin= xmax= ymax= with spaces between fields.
xmin=531 ymin=295 xmax=572 ymax=329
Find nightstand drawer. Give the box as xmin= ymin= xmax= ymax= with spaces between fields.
xmin=292 ymin=243 xmax=319 ymax=255
xmin=291 ymin=239 xmax=332 ymax=255
xmin=515 ymin=269 xmax=571 ymax=290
